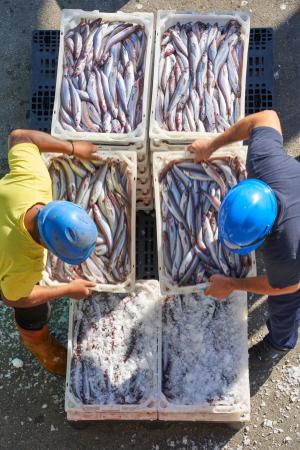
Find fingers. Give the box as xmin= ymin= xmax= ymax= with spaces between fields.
xmin=85 ymin=281 xmax=97 ymax=287
xmin=186 ymin=144 xmax=194 ymax=153
xmin=91 ymin=152 xmax=102 ymax=160
xmin=204 ymin=286 xmax=211 ymax=296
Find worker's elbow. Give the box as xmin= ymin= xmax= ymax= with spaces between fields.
xmin=262 ymin=110 xmax=279 ymax=120
xmin=286 ymin=283 xmax=300 ymax=294
xmin=1 ymin=293 xmax=23 ymax=308
xmin=8 ymin=129 xmax=32 ymax=150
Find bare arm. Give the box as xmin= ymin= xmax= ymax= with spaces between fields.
xmin=2 ymin=279 xmax=96 ymax=309
xmin=205 ymin=274 xmax=299 ymax=300
xmin=8 ymin=129 xmax=101 ymax=161
xmin=187 ymin=110 xmax=282 ymax=162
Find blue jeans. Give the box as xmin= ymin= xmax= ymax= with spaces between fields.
xmin=267 ymin=290 xmax=300 ymax=349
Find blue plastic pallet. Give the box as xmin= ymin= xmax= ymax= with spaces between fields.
xmin=246 ymin=28 xmax=273 ymax=114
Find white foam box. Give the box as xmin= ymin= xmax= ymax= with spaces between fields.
xmin=51 ymin=9 xmax=154 ymax=152
xmin=158 ymin=291 xmax=250 ymax=422
xmin=153 ymin=146 xmax=257 ymax=295
xmin=149 ymin=10 xmax=250 ymax=152
xmin=65 ymin=280 xmax=161 ymax=421
xmin=41 ymin=150 xmax=137 ymax=293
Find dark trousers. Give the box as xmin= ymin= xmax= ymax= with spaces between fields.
xmin=267 ymin=290 xmax=300 ymax=349
xmin=14 ymin=303 xmax=51 ymax=331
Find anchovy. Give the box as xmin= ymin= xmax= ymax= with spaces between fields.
xmin=46 ymin=155 xmax=132 ymax=286
xmin=159 ymin=157 xmax=251 ymax=288
xmin=156 ymin=19 xmax=243 ymax=132
xmin=60 ymin=20 xmax=147 ymax=133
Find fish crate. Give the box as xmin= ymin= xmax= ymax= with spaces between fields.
xmin=153 ymin=146 xmax=256 ymax=295
xmin=65 ymin=280 xmax=161 ymax=421
xmin=149 ymin=10 xmax=251 ymax=151
xmin=158 ymin=291 xmax=250 ymax=422
xmin=51 ymin=9 xmax=154 ymax=152
xmin=41 ymin=150 xmax=137 ymax=294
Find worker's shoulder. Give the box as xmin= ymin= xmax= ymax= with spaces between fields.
xmin=8 ymin=129 xmax=34 ymax=150
xmin=8 ymin=141 xmax=40 ymax=156
xmin=249 ymin=125 xmax=283 ymax=146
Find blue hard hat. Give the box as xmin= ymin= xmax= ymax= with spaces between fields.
xmin=218 ymin=179 xmax=278 ymax=255
xmin=37 ymin=201 xmax=97 ymax=265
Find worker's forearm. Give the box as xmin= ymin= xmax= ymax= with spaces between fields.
xmin=209 ymin=115 xmax=255 ymax=153
xmin=230 ymin=275 xmax=298 ymax=296
xmin=12 ymin=129 xmax=73 ymax=155
xmin=4 ymin=284 xmax=71 ymax=309
xmin=209 ymin=110 xmax=281 ymax=154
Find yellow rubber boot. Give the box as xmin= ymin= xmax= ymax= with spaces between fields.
xmin=17 ymin=324 xmax=67 ymax=376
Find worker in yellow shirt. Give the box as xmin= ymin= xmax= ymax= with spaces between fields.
xmin=0 ymin=129 xmax=101 ymax=376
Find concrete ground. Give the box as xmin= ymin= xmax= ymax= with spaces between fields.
xmin=0 ymin=1 xmax=300 ymax=449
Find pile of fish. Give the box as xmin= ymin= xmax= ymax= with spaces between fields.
xmin=162 ymin=293 xmax=247 ymax=405
xmin=156 ymin=20 xmax=244 ymax=132
xmin=60 ymin=18 xmax=147 ymax=133
xmin=46 ymin=156 xmax=132 ymax=285
xmin=70 ymin=286 xmax=158 ymax=405
xmin=159 ymin=157 xmax=251 ymax=287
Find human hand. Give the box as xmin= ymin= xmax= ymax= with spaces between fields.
xmin=204 ymin=274 xmax=235 ymax=300
xmin=72 ymin=141 xmax=101 ymax=161
xmin=68 ymin=279 xmax=96 ymax=300
xmin=186 ymin=139 xmax=214 ymax=162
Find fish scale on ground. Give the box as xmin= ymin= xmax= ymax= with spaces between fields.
xmin=60 ymin=18 xmax=147 ymax=134
xmin=155 ymin=19 xmax=244 ymax=133
xmin=159 ymin=156 xmax=252 ymax=288
xmin=45 ymin=155 xmax=132 ymax=286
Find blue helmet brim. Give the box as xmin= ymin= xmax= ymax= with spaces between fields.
xmin=220 ymin=237 xmax=264 ymax=255
xmin=60 ymin=242 xmax=97 ymax=265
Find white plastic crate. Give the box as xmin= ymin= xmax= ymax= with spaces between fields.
xmin=65 ymin=280 xmax=161 ymax=421
xmin=41 ymin=150 xmax=137 ymax=293
xmin=149 ymin=10 xmax=251 ymax=151
xmin=66 ymin=282 xmax=250 ymax=423
xmin=136 ymin=197 xmax=154 ymax=211
xmin=137 ymin=152 xmax=151 ymax=175
xmin=158 ymin=291 xmax=250 ymax=422
xmin=153 ymin=146 xmax=257 ymax=295
xmin=51 ymin=9 xmax=154 ymax=151
xmin=137 ymin=166 xmax=151 ymax=185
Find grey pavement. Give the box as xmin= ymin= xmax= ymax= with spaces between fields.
xmin=0 ymin=1 xmax=300 ymax=450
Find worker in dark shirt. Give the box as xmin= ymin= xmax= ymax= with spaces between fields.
xmin=188 ymin=110 xmax=300 ymax=368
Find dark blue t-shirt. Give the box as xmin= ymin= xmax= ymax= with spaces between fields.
xmin=246 ymin=126 xmax=300 ymax=288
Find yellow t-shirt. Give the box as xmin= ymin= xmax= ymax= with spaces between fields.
xmin=0 ymin=143 xmax=52 ymax=301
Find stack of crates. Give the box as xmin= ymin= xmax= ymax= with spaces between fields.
xmin=51 ymin=9 xmax=154 ymax=211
